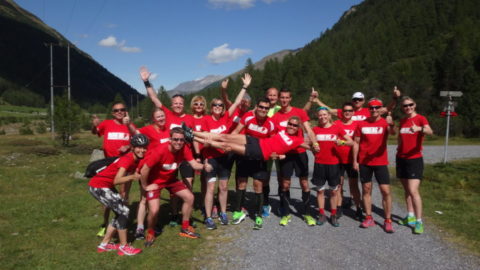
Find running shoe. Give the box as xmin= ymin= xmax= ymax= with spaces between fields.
xmin=335 ymin=208 xmax=343 ymax=219
xmin=179 ymin=226 xmax=200 ymax=239
xmin=262 ymin=205 xmax=271 ymax=218
xmin=96 ymin=226 xmax=106 ymax=238
xmin=241 ymin=207 xmax=249 ymax=216
xmin=134 ymin=228 xmax=145 ymax=240
xmin=316 ymin=214 xmax=327 ymax=226
xmin=169 ymin=215 xmax=179 ymax=227
xmin=414 ymin=222 xmax=424 ymax=234
xmin=399 ymin=215 xmax=416 ymax=226
xmin=219 ymin=212 xmax=229 ymax=225
xmin=279 ymin=215 xmax=291 ymax=226
xmin=303 ymin=215 xmax=316 ymax=226
xmin=330 ymin=215 xmax=340 ymax=227
xmin=211 ymin=205 xmax=219 ymax=219
xmin=144 ymin=231 xmax=156 ymax=247
xmin=253 ymin=216 xmax=263 ymax=230
xmin=231 ymin=211 xmax=246 ymax=225
xmin=97 ymin=243 xmax=119 ymax=253
xmin=118 ymin=244 xmax=142 ymax=256
xmin=355 ymin=208 xmax=364 ymax=221
xmin=383 ymin=220 xmax=395 ymax=233
xmin=204 ymin=217 xmax=217 ymax=230
xmin=361 ymin=217 xmax=375 ymax=228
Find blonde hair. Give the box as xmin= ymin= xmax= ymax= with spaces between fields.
xmin=190 ymin=95 xmax=207 ymax=115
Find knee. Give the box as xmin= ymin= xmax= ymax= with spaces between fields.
xmin=184 ymin=193 xmax=194 ymax=205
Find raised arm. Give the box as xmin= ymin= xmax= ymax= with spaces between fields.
xmin=227 ymin=73 xmax=252 ymax=116
xmin=140 ymin=66 xmax=163 ymax=109
xmin=303 ymin=87 xmax=318 ymax=111
xmin=91 ymin=114 xmax=100 ymax=134
xmin=220 ymin=78 xmax=233 ymax=109
xmin=386 ymin=112 xmax=396 ymax=135
xmin=382 ymin=86 xmax=401 ymax=115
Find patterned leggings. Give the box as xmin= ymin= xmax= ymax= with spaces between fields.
xmin=89 ymin=186 xmax=130 ymax=230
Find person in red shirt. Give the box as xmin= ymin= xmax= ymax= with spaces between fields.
xmin=396 ymin=96 xmax=433 ymax=234
xmin=333 ymin=102 xmax=362 ymax=220
xmin=229 ymin=98 xmax=276 ymax=229
xmin=311 ymin=107 xmax=353 ymax=227
xmin=201 ymin=74 xmax=251 ymax=228
xmin=220 ymin=78 xmax=252 ymax=133
xmin=271 ymin=89 xmax=318 ymax=227
xmin=91 ymin=102 xmax=136 ymax=237
xmin=88 ymin=134 xmax=149 ymax=256
xmin=140 ymin=128 xmax=209 ymax=245
xmin=352 ymin=98 xmax=396 ymax=233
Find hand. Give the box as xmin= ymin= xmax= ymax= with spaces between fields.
xmin=204 ymin=159 xmax=213 ymax=173
xmin=221 ymin=78 xmax=229 ymax=89
xmin=139 ymin=66 xmax=151 ymax=82
xmin=386 ymin=112 xmax=394 ymax=126
xmin=336 ymin=139 xmax=346 ymax=146
xmin=132 ymin=172 xmax=141 ymax=181
xmin=353 ymin=161 xmax=359 ymax=171
xmin=145 ymin=183 xmax=159 ymax=191
xmin=122 ymin=112 xmax=130 ymax=125
xmin=410 ymin=121 xmax=421 ymax=133
xmin=313 ymin=144 xmax=320 ymax=153
xmin=393 ymin=86 xmax=401 ymax=99
xmin=278 ymin=154 xmax=286 ymax=160
xmin=91 ymin=114 xmax=100 ymax=127
xmin=270 ymin=152 xmax=279 ymax=160
xmin=310 ymin=87 xmax=319 ymax=101
xmin=118 ymin=145 xmax=130 ymax=153
xmin=241 ymin=73 xmax=252 ymax=88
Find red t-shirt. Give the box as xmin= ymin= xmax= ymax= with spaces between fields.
xmin=259 ymin=130 xmax=304 ymax=161
xmin=270 ymin=107 xmax=309 ymax=154
xmin=163 ymin=107 xmax=194 ymax=130
xmin=334 ymin=120 xmax=357 ymax=164
xmin=337 ymin=107 xmax=370 ymax=122
xmin=88 ymin=153 xmax=137 ymax=188
xmin=143 ymin=144 xmax=194 ymax=184
xmin=96 ymin=119 xmax=132 ymax=157
xmin=201 ymin=112 xmax=233 ymax=158
xmin=138 ymin=124 xmax=170 ymax=151
xmin=354 ymin=117 xmax=389 ymax=166
xmin=228 ymin=108 xmax=247 ymax=133
xmin=192 ymin=116 xmax=205 ymax=132
xmin=397 ymin=114 xmax=429 ymax=159
xmin=313 ymin=124 xmax=346 ymax=165
xmin=240 ymin=111 xmax=275 ymax=139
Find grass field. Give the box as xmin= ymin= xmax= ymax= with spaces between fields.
xmin=391 ymin=158 xmax=480 ymax=255
xmin=0 ymin=132 xmax=232 ymax=269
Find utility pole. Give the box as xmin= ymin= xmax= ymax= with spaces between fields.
xmin=440 ymin=91 xmax=463 ymax=164
xmin=67 ymin=43 xmax=71 ymax=101
xmin=49 ymin=43 xmax=55 ymax=139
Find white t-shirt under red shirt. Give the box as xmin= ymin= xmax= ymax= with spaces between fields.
xmin=354 ymin=117 xmax=389 ymax=166
xmin=96 ymin=119 xmax=132 ymax=157
xmin=270 ymin=107 xmax=309 ymax=154
xmin=334 ymin=120 xmax=357 ymax=164
xmin=142 ymin=144 xmax=194 ymax=184
xmin=337 ymin=107 xmax=370 ymax=122
xmin=312 ymin=124 xmax=346 ymax=165
xmin=397 ymin=114 xmax=429 ymax=159
xmin=259 ymin=130 xmax=304 ymax=161
xmin=88 ymin=152 xmax=137 ymax=189
xmin=240 ymin=111 xmax=275 ymax=139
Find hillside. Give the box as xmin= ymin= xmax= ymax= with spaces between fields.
xmin=0 ymin=0 xmax=141 ymax=108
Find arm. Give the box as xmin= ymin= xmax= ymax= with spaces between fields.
xmin=303 ymin=87 xmax=319 ymax=111
xmin=227 ymin=73 xmax=252 ymax=116
xmin=140 ymin=66 xmax=163 ymax=109
xmin=91 ymin=114 xmax=100 ymax=135
xmin=231 ymin=122 xmax=245 ymax=135
xmin=386 ymin=113 xmax=396 ymax=135
xmin=220 ymin=79 xmax=233 ymax=109
xmin=113 ymin=167 xmax=141 ymax=185
xmin=411 ymin=121 xmax=433 ymax=136
xmin=302 ymin=121 xmax=319 ymax=152
xmin=139 ymin=164 xmax=151 ymax=190
xmin=188 ymin=159 xmax=205 ymax=171
xmin=382 ymin=86 xmax=401 ymax=115
xmin=337 ymin=135 xmax=354 ymax=147
xmin=352 ymin=137 xmax=360 ymax=171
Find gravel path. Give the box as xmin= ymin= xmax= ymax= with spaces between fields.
xmin=200 ymin=146 xmax=480 ymax=269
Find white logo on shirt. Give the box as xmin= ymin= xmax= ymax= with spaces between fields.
xmin=279 ymin=120 xmax=288 ymax=127
xmin=160 ymin=138 xmax=170 ymax=144
xmin=169 ymin=123 xmax=182 ymax=130
xmin=400 ymin=128 xmax=414 ymax=134
xmin=107 ymin=132 xmax=130 ymax=140
xmin=162 ymin=163 xmax=178 ymax=170
xmin=361 ymin=127 xmax=384 ymax=134
xmin=210 ymin=125 xmax=227 ymax=134
xmin=248 ymin=123 xmax=268 ymax=134
xmin=345 ymin=129 xmax=354 ymax=136
xmin=316 ymin=134 xmax=337 ymax=141
xmin=279 ymin=130 xmax=293 ymax=145
xmin=352 ymin=115 xmax=367 ymax=121
xmin=195 ymin=125 xmax=202 ymax=131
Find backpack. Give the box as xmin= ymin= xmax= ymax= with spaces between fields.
xmin=84 ymin=156 xmax=119 ymax=178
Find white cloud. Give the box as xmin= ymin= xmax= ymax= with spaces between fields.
xmin=149 ymin=73 xmax=158 ymax=81
xmin=119 ymin=46 xmax=141 ymax=53
xmin=208 ymin=0 xmax=255 ymax=9
xmin=98 ymin=35 xmax=118 ymax=47
xmin=98 ymin=35 xmax=141 ymax=53
xmin=207 ymin=43 xmax=251 ymax=64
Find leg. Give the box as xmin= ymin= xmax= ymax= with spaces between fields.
xmin=204 ymin=180 xmax=216 ymax=218
xmin=407 ymin=179 xmax=422 ymax=220
xmin=218 ymin=179 xmax=229 ymax=213
xmin=400 ymin=178 xmax=414 ymax=214
xmin=379 ymin=184 xmax=392 ymax=219
xmin=337 ymin=175 xmax=344 ymax=209
xmin=362 ymin=182 xmax=373 ymax=216
xmin=299 ymin=176 xmax=311 ymax=215
xmin=349 ymin=177 xmax=362 ymax=209
xmin=147 ymin=198 xmax=161 ymax=233
xmin=175 ymin=189 xmax=195 ymax=224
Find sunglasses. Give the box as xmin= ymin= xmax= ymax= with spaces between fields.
xmin=369 ymin=106 xmax=382 ymax=110
xmin=112 ymin=108 xmax=126 ymax=113
xmin=352 ymin=98 xmax=364 ymax=102
xmin=257 ymin=105 xmax=270 ymax=110
xmin=171 ymin=137 xmax=185 ymax=142
xmin=403 ymin=103 xmax=415 ymax=108
xmin=343 ymin=109 xmax=354 ymax=113
xmin=287 ymin=122 xmax=299 ymax=127
xmin=212 ymin=103 xmax=224 ymax=107
xmin=194 ymin=102 xmax=204 ymax=106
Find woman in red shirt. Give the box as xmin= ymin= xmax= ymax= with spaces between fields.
xmin=396 ymin=96 xmax=432 ymax=234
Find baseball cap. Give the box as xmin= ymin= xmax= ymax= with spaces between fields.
xmin=352 ymin=92 xmax=365 ymax=99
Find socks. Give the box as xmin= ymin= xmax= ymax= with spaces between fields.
xmin=416 ymin=218 xmax=423 ymax=223
xmin=408 ymin=212 xmax=415 ymax=217
xmin=254 ymin=193 xmax=264 ymax=217
xmin=234 ymin=189 xmax=246 ymax=212
xmin=181 ymin=220 xmax=190 ymax=230
xmin=302 ymin=191 xmax=311 ymax=215
xmin=137 ymin=224 xmax=144 ymax=230
xmin=263 ymin=185 xmax=270 ymax=204
xmin=319 ymin=208 xmax=325 ymax=215
xmin=331 ymin=208 xmax=337 ymax=216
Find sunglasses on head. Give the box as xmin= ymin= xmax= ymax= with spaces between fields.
xmin=112 ymin=108 xmax=126 ymax=113
xmin=403 ymin=103 xmax=415 ymax=108
xmin=194 ymin=102 xmax=204 ymax=106
xmin=257 ymin=105 xmax=270 ymax=110
xmin=171 ymin=137 xmax=185 ymax=142
xmin=212 ymin=103 xmax=224 ymax=107
xmin=369 ymin=106 xmax=381 ymax=110
xmin=352 ymin=98 xmax=364 ymax=102
xmin=287 ymin=122 xmax=299 ymax=127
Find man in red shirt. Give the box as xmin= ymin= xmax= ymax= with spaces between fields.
xmin=140 ymin=128 xmax=208 ymax=245
xmin=353 ymin=98 xmax=396 ymax=233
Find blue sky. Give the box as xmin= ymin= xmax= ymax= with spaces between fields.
xmin=16 ymin=0 xmax=362 ymax=93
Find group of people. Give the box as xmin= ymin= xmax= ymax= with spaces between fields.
xmin=87 ymin=67 xmax=432 ymax=256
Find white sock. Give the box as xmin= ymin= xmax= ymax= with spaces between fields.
xmin=137 ymin=224 xmax=144 ymax=230
xmin=408 ymin=212 xmax=415 ymax=217
xmin=416 ymin=219 xmax=422 ymax=223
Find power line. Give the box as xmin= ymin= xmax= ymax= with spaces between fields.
xmin=64 ymin=0 xmax=78 ymax=36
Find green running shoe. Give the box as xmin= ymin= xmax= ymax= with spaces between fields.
xmin=253 ymin=216 xmax=263 ymax=230
xmin=231 ymin=211 xmax=246 ymax=225
xmin=279 ymin=215 xmax=291 ymax=226
xmin=303 ymin=215 xmax=316 ymax=226
xmin=399 ymin=215 xmax=416 ymax=226
xmin=414 ymin=222 xmax=424 ymax=234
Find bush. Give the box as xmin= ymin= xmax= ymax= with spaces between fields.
xmin=19 ymin=126 xmax=34 ymax=135
xmin=35 ymin=121 xmax=47 ymax=134
xmin=0 ymin=129 xmax=5 ymax=135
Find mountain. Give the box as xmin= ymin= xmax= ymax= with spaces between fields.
xmin=0 ymin=0 xmax=141 ymax=108
xmin=167 ymin=75 xmax=224 ymax=96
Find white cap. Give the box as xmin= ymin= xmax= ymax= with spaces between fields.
xmin=352 ymin=92 xmax=365 ymax=99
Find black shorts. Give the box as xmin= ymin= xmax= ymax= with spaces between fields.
xmin=236 ymin=157 xmax=269 ymax=181
xmin=244 ymin=136 xmax=263 ymax=161
xmin=339 ymin=163 xmax=358 ymax=178
xmin=396 ymin=157 xmax=424 ymax=180
xmin=279 ymin=152 xmax=309 ymax=178
xmin=311 ymin=163 xmax=340 ymax=190
xmin=179 ymin=160 xmax=194 ymax=179
xmin=359 ymin=165 xmax=390 ymax=184
xmin=204 ymin=154 xmax=235 ymax=181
